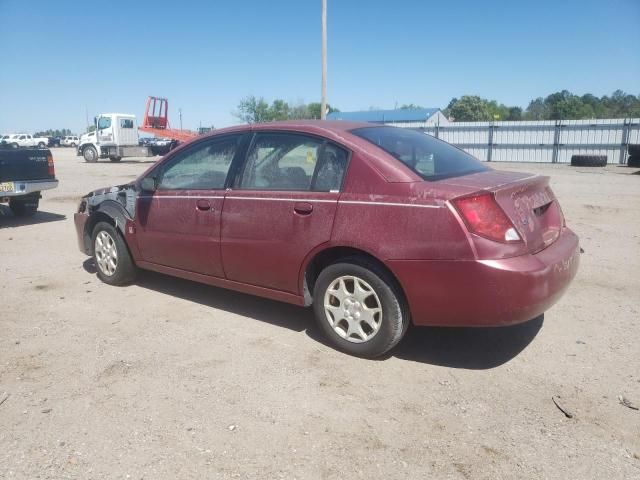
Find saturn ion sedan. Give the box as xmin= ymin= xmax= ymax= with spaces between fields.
xmin=74 ymin=121 xmax=579 ymax=357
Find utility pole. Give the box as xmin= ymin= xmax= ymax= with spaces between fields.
xmin=320 ymin=0 xmax=327 ymax=120
xmin=179 ymin=108 xmax=183 ymax=131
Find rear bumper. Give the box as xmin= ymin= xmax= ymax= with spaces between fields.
xmin=1 ymin=179 xmax=58 ymax=197
xmin=388 ymin=228 xmax=580 ymax=327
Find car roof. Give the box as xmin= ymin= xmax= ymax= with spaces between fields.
xmin=210 ymin=119 xmax=374 ymax=136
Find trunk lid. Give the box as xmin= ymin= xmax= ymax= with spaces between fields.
xmin=0 ymin=148 xmax=54 ymax=182
xmin=444 ymin=170 xmax=563 ymax=254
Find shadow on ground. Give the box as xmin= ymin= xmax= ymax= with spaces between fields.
xmin=0 ymin=206 xmax=66 ymax=228
xmin=389 ymin=317 xmax=543 ymax=369
xmin=82 ymin=260 xmax=543 ymax=369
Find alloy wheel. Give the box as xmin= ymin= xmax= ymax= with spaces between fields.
xmin=323 ymin=275 xmax=383 ymax=343
xmin=94 ymin=230 xmax=118 ymax=276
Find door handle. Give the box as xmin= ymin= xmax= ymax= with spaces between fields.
xmin=196 ymin=199 xmax=211 ymax=211
xmin=293 ymin=202 xmax=313 ymax=215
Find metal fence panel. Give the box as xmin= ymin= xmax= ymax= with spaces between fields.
xmin=415 ymin=118 xmax=639 ymax=164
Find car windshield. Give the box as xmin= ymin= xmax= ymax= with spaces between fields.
xmin=351 ymin=126 xmax=488 ymax=181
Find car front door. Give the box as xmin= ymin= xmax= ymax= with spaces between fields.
xmin=221 ymin=132 xmax=349 ymax=294
xmin=135 ymin=134 xmax=243 ymax=277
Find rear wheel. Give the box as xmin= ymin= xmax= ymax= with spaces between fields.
xmin=83 ymin=146 xmax=98 ymax=163
xmin=92 ymin=221 xmax=137 ymax=285
xmin=627 ymin=145 xmax=640 ymax=157
xmin=627 ymin=155 xmax=640 ymax=168
xmin=570 ymin=155 xmax=607 ymax=167
xmin=70 ymin=142 xmax=76 ymax=147
xmin=37 ymin=142 xmax=46 ymax=148
xmin=9 ymin=195 xmax=39 ymax=217
xmin=313 ymin=258 xmax=409 ymax=358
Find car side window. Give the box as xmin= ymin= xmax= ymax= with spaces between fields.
xmin=312 ymin=143 xmax=348 ymax=192
xmin=157 ymin=136 xmax=240 ymax=190
xmin=120 ymin=119 xmax=134 ymax=128
xmin=238 ymin=133 xmax=324 ymax=191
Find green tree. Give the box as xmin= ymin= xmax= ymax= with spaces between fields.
xmin=235 ymin=96 xmax=339 ymax=122
xmin=234 ymin=95 xmax=271 ymax=123
xmin=34 ymin=128 xmax=75 ymax=137
xmin=506 ymin=106 xmax=523 ymax=121
xmin=399 ymin=103 xmax=424 ymax=110
xmin=448 ymin=96 xmax=493 ymax=121
xmin=269 ymin=99 xmax=291 ymax=121
xmin=524 ymin=98 xmax=548 ymax=120
xmin=307 ymin=102 xmax=338 ymax=119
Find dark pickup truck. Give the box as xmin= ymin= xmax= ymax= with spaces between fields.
xmin=0 ymin=147 xmax=58 ymax=216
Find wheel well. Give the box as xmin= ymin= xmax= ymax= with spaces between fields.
xmin=83 ymin=212 xmax=116 ymax=254
xmin=304 ymin=247 xmax=406 ymax=307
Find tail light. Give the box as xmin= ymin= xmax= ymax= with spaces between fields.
xmin=47 ymin=153 xmax=55 ymax=177
xmin=453 ymin=193 xmax=521 ymax=243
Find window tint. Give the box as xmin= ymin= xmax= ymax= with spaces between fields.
xmin=157 ymin=136 xmax=239 ymax=190
xmin=239 ymin=133 xmax=323 ymax=191
xmin=351 ymin=126 xmax=488 ymax=181
xmin=120 ymin=119 xmax=134 ymax=128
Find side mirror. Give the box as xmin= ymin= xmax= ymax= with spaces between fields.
xmin=140 ymin=176 xmax=157 ymax=192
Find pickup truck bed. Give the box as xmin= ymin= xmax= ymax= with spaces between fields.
xmin=0 ymin=147 xmax=58 ymax=216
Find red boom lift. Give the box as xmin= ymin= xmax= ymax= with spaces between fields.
xmin=139 ymin=96 xmax=198 ymax=142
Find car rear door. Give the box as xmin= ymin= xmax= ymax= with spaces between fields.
xmin=135 ymin=134 xmax=244 ymax=277
xmin=221 ymin=132 xmax=349 ymax=294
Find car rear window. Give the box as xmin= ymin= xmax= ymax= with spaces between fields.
xmin=351 ymin=126 xmax=488 ymax=181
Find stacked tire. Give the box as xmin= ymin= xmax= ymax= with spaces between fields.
xmin=627 ymin=145 xmax=640 ymax=167
xmin=570 ymin=155 xmax=607 ymax=167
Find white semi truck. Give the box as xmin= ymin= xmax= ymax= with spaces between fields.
xmin=78 ymin=113 xmax=155 ymax=162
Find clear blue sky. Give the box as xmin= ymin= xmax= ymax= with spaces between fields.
xmin=1 ymin=0 xmax=638 ymax=134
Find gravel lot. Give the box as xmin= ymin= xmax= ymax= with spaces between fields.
xmin=1 ymin=148 xmax=639 ymax=479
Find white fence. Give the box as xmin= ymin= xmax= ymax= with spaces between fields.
xmin=417 ymin=119 xmax=640 ymax=164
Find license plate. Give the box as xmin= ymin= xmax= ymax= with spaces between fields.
xmin=0 ymin=182 xmax=15 ymax=193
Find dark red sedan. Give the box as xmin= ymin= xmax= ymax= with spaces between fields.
xmin=74 ymin=121 xmax=579 ymax=357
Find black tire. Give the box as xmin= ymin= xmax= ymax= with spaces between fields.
xmin=570 ymin=155 xmax=607 ymax=167
xmin=627 ymin=145 xmax=640 ymax=157
xmin=70 ymin=142 xmax=76 ymax=148
xmin=627 ymin=155 xmax=640 ymax=168
xmin=109 ymin=156 xmax=122 ymax=162
xmin=37 ymin=142 xmax=46 ymax=148
xmin=83 ymin=146 xmax=98 ymax=163
xmin=9 ymin=195 xmax=39 ymax=217
xmin=313 ymin=258 xmax=409 ymax=358
xmin=91 ymin=221 xmax=137 ymax=286
xmin=10 ymin=143 xmax=18 ymax=149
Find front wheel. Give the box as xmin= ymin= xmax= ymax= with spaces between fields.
xmin=83 ymin=146 xmax=98 ymax=163
xmin=70 ymin=142 xmax=76 ymax=147
xmin=92 ymin=221 xmax=137 ymax=285
xmin=10 ymin=143 xmax=18 ymax=149
xmin=313 ymin=259 xmax=409 ymax=358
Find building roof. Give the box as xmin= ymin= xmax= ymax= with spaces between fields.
xmin=327 ymin=108 xmax=440 ymax=122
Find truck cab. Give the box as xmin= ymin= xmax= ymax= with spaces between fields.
xmin=78 ymin=113 xmax=153 ymax=162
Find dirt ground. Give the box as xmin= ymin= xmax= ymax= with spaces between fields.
xmin=1 ymin=148 xmax=639 ymax=479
